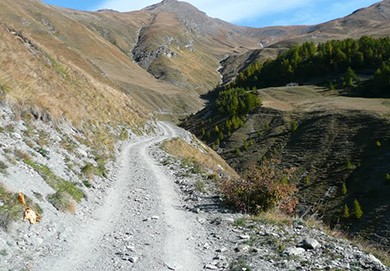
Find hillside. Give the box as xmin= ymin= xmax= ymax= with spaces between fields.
xmin=184 ymin=85 xmax=390 ymax=251
xmin=0 ymin=0 xmax=390 ymax=269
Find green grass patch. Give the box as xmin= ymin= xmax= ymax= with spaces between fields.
xmin=195 ymin=180 xmax=206 ymax=193
xmin=119 ymin=128 xmax=129 ymax=141
xmin=47 ymin=191 xmax=76 ymax=213
xmin=23 ymin=158 xmax=84 ymax=203
xmin=0 ymin=184 xmax=23 ymax=230
xmin=0 ymin=184 xmax=42 ymax=230
xmin=234 ymin=217 xmax=247 ymax=227
xmin=81 ymin=157 xmax=107 ymax=179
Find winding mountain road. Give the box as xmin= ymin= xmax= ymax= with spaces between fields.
xmin=37 ymin=122 xmax=202 ymax=271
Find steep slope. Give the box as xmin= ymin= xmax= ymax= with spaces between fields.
xmin=0 ymin=0 xmax=203 ymax=114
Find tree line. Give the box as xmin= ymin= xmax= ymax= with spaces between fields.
xmin=229 ymin=36 xmax=390 ymax=97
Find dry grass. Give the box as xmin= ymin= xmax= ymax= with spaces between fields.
xmin=0 ymin=18 xmax=148 ymax=125
xmin=259 ymin=86 xmax=390 ymax=118
xmin=252 ymin=210 xmax=294 ymax=226
xmin=161 ymin=137 xmax=239 ymax=179
xmin=0 ymin=23 xmax=149 ymax=153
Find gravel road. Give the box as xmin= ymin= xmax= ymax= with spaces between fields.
xmin=36 ymin=122 xmax=202 ymax=271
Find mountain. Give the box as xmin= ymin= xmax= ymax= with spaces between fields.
xmin=0 ymin=0 xmax=389 ymax=267
xmin=2 ymin=0 xmax=389 ymax=117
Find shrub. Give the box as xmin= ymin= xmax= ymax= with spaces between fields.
xmin=219 ymin=160 xmax=297 ymax=214
xmin=195 ymin=180 xmax=206 ymax=193
xmin=119 ymin=128 xmax=129 ymax=141
xmin=353 ymin=199 xmax=363 ymax=219
xmin=47 ymin=191 xmax=76 ymax=213
xmin=343 ymin=204 xmax=350 ymax=218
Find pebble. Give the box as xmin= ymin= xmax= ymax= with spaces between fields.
xmin=239 ymin=234 xmax=250 ymax=240
xmin=283 ymin=247 xmax=306 ymax=256
xmin=299 ymin=237 xmax=321 ymax=250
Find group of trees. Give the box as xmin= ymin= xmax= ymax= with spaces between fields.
xmin=229 ymin=36 xmax=390 ymax=97
xmin=201 ymin=87 xmax=261 ymax=146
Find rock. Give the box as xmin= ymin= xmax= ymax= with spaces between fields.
xmin=204 ymin=264 xmax=218 ymax=270
xmin=283 ymin=247 xmax=306 ymax=256
xmin=223 ymin=217 xmax=235 ymax=224
xmin=129 ymin=256 xmax=139 ymax=263
xmin=239 ymin=234 xmax=250 ymax=240
xmin=0 ymin=200 xmax=4 ymax=207
xmin=126 ymin=245 xmax=135 ymax=252
xmin=299 ymin=237 xmax=321 ymax=250
xmin=359 ymin=254 xmax=387 ymax=271
xmin=213 ymin=254 xmax=226 ymax=260
xmin=368 ymin=254 xmax=385 ymax=268
xmin=203 ymin=243 xmax=210 ymax=250
xmin=234 ymin=244 xmax=250 ymax=252
xmin=216 ymin=247 xmax=227 ymax=253
xmin=197 ymin=217 xmax=206 ymax=224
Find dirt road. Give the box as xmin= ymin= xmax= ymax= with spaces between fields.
xmin=37 ymin=122 xmax=202 ymax=271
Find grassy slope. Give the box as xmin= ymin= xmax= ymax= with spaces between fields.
xmin=0 ymin=0 xmax=204 ymax=114
xmin=221 ymin=86 xmax=390 ymax=250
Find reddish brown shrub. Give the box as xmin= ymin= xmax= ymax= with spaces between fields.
xmin=219 ymin=160 xmax=298 ymax=214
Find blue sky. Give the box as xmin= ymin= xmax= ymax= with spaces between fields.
xmin=43 ymin=0 xmax=379 ymax=27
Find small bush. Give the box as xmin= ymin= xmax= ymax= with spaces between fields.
xmin=57 ymin=181 xmax=84 ymax=202
xmin=47 ymin=191 xmax=76 ymax=213
xmin=195 ymin=180 xmax=206 ymax=193
xmin=234 ymin=217 xmax=246 ymax=227
xmin=386 ymin=173 xmax=390 ymax=184
xmin=35 ymin=147 xmax=49 ymax=158
xmin=230 ymin=257 xmax=252 ymax=271
xmin=375 ymin=140 xmax=382 ymax=148
xmin=119 ymin=128 xmax=129 ymax=141
xmin=219 ymin=160 xmax=297 ymax=214
xmin=81 ymin=163 xmax=95 ymax=179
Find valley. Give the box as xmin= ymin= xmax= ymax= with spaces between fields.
xmin=0 ymin=0 xmax=389 ymax=270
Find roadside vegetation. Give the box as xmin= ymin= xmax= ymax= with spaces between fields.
xmin=0 ymin=184 xmax=42 ymax=230
xmin=219 ymin=160 xmax=297 ymax=215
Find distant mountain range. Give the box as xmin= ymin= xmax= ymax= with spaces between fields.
xmin=1 ymin=0 xmax=389 ymax=116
